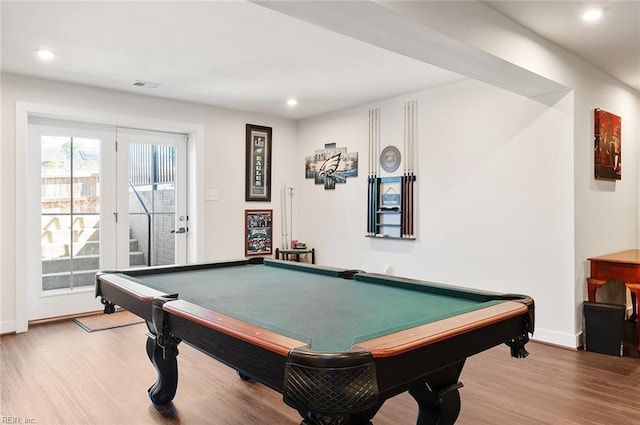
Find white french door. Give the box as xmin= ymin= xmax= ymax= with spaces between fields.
xmin=28 ymin=118 xmax=116 ymax=319
xmin=27 ymin=119 xmax=188 ymax=320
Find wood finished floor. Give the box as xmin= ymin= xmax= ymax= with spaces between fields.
xmin=1 ymin=319 xmax=638 ymax=425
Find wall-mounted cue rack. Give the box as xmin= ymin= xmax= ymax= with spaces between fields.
xmin=367 ymin=175 xmax=416 ymax=239
xmin=366 ymin=101 xmax=417 ymax=240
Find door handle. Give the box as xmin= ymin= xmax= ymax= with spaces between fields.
xmin=171 ymin=227 xmax=187 ymax=234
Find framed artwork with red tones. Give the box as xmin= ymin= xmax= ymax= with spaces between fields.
xmin=594 ymin=108 xmax=621 ymax=180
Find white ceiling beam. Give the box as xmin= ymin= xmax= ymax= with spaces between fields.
xmin=254 ymin=1 xmax=569 ymax=104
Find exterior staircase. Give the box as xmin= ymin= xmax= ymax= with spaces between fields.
xmin=41 ymin=217 xmax=146 ymax=290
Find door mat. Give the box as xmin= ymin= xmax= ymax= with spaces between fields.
xmin=73 ymin=310 xmax=144 ymax=332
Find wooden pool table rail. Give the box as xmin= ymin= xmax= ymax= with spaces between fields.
xmin=359 ymin=301 xmax=528 ymax=357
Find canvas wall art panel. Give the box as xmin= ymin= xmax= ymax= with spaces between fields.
xmin=594 ymin=109 xmax=621 ymax=180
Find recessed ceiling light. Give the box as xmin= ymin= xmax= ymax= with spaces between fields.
xmin=286 ymin=98 xmax=298 ymax=107
xmin=582 ymin=9 xmax=603 ymax=22
xmin=36 ymin=49 xmax=56 ymax=60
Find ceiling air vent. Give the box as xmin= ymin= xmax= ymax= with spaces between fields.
xmin=133 ymin=80 xmax=160 ymax=88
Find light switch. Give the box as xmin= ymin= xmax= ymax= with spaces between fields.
xmin=205 ymin=189 xmax=219 ymax=201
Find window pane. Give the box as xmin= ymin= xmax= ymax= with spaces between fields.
xmin=128 ymin=143 xmax=176 ymax=267
xmin=41 ymin=135 xmax=72 ymax=214
xmin=41 ymin=136 xmax=101 ymax=291
xmin=72 ymin=137 xmax=101 ymax=214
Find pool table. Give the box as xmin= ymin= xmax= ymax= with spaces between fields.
xmin=95 ymin=258 xmax=534 ymax=425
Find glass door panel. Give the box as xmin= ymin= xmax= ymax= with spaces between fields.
xmin=117 ymin=128 xmax=187 ymax=268
xmin=40 ymin=135 xmax=101 ymax=291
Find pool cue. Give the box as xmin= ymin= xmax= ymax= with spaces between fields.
xmin=409 ymin=171 xmax=412 ymax=239
xmin=400 ymin=102 xmax=409 ymax=238
xmin=407 ymin=101 xmax=412 ymax=239
xmin=414 ymin=101 xmax=417 ymax=238
xmin=367 ymin=174 xmax=370 ymax=235
xmin=404 ymin=101 xmax=411 ymax=238
xmin=371 ymin=109 xmax=376 ymax=235
xmin=375 ymin=108 xmax=380 ymax=177
xmin=407 ymin=173 xmax=413 ymax=238
xmin=407 ymin=101 xmax=412 ymax=238
xmin=368 ymin=175 xmax=373 ymax=235
xmin=376 ymin=108 xmax=381 ymax=235
xmin=403 ymin=174 xmax=406 ymax=239
xmin=278 ymin=184 xmax=281 ymax=248
xmin=373 ymin=178 xmax=378 ymax=235
xmin=370 ymin=178 xmax=376 ymax=235
xmin=280 ymin=183 xmax=289 ymax=249
xmin=404 ymin=101 xmax=409 ymax=239
xmin=402 ymin=102 xmax=407 ymax=237
xmin=288 ymin=187 xmax=294 ymax=248
xmin=368 ymin=110 xmax=371 ymax=235
xmin=409 ymin=101 xmax=416 ymax=238
xmin=372 ymin=108 xmax=378 ymax=236
xmin=370 ymin=108 xmax=380 ymax=236
xmin=281 ymin=183 xmax=287 ymax=249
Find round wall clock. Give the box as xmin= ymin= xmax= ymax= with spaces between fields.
xmin=380 ymin=145 xmax=401 ymax=173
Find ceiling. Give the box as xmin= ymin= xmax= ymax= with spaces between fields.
xmin=484 ymin=0 xmax=639 ymax=93
xmin=1 ymin=1 xmax=638 ymax=120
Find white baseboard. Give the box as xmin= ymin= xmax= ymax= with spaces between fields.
xmin=531 ymin=328 xmax=580 ymax=349
xmin=0 ymin=320 xmax=17 ymax=335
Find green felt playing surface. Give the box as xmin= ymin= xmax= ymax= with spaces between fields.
xmin=126 ymin=263 xmax=502 ymax=352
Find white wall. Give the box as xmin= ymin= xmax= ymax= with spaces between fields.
xmin=383 ymin=0 xmax=640 ymax=328
xmin=0 ymin=73 xmax=298 ymax=332
xmin=296 ymin=79 xmax=576 ymax=346
xmin=292 ymin=2 xmax=640 ymax=348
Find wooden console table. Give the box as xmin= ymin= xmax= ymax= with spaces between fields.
xmin=275 ymin=247 xmax=315 ymax=264
xmin=588 ymin=249 xmax=640 ymax=351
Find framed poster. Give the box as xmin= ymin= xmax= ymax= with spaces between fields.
xmin=245 ymin=124 xmax=272 ymax=201
xmin=245 ymin=209 xmax=272 ymax=256
xmin=594 ymin=108 xmax=622 ymax=180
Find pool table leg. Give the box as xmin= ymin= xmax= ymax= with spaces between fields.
xmin=298 ymin=404 xmax=381 ymax=425
xmin=145 ymin=328 xmax=181 ymax=407
xmin=100 ymin=299 xmax=116 ymax=314
xmin=409 ymin=382 xmax=463 ymax=425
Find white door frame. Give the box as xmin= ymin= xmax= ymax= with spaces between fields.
xmin=15 ymin=101 xmax=205 ymax=332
